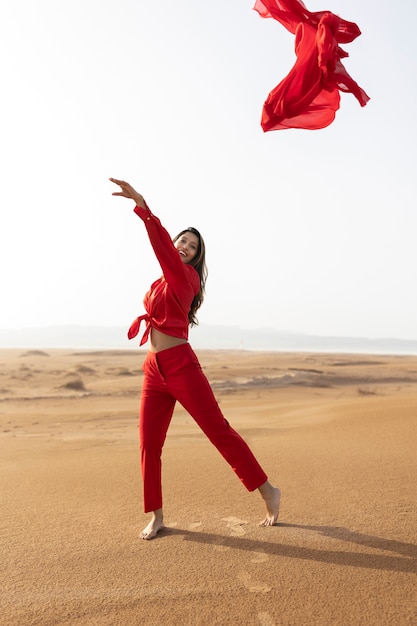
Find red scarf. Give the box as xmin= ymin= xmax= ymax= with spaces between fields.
xmin=253 ymin=0 xmax=370 ymax=130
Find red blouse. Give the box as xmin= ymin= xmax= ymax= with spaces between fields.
xmin=127 ymin=205 xmax=200 ymax=346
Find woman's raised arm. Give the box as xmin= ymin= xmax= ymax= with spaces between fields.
xmin=110 ymin=178 xmax=196 ymax=289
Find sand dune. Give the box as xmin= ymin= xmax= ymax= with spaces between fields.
xmin=1 ymin=349 xmax=416 ymax=625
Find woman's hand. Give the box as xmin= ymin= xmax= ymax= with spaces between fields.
xmin=109 ymin=178 xmax=147 ymax=209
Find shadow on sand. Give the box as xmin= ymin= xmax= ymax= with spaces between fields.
xmin=161 ymin=523 xmax=417 ymax=574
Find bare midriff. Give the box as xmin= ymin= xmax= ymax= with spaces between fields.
xmin=149 ymin=328 xmax=188 ymax=353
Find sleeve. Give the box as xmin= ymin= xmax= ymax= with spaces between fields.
xmin=133 ymin=203 xmax=199 ymax=292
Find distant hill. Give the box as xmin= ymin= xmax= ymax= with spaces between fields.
xmin=0 ymin=324 xmax=417 ymax=355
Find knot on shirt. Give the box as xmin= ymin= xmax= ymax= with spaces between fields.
xmin=128 ymin=314 xmax=151 ymax=346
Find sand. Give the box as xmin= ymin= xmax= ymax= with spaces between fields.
xmin=0 ymin=348 xmax=416 ymax=625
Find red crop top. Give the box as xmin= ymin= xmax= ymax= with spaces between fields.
xmin=127 ymin=204 xmax=200 ymax=346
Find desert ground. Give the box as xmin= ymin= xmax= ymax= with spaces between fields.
xmin=0 ymin=348 xmax=416 ymax=625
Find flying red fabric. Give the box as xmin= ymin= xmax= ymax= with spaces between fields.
xmin=253 ymin=0 xmax=370 ymax=131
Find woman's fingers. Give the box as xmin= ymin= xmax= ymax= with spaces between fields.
xmin=110 ymin=177 xmax=145 ymax=206
xmin=110 ymin=177 xmax=135 ymax=198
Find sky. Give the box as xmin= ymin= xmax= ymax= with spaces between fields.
xmin=1 ymin=0 xmax=416 ymax=342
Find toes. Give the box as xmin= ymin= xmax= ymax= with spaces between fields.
xmin=140 ymin=523 xmax=163 ymax=540
xmin=140 ymin=530 xmax=153 ymax=540
xmin=139 ymin=526 xmax=152 ymax=539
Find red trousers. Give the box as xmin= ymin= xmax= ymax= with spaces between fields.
xmin=139 ymin=343 xmax=268 ymax=512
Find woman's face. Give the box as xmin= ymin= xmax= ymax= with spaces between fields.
xmin=174 ymin=231 xmax=199 ymax=264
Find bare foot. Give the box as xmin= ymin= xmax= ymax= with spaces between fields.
xmin=258 ymin=482 xmax=281 ymax=527
xmin=140 ymin=509 xmax=164 ymax=540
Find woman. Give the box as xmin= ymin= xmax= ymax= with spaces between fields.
xmin=110 ymin=178 xmax=281 ymax=540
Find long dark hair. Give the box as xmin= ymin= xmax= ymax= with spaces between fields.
xmin=173 ymin=227 xmax=208 ymax=327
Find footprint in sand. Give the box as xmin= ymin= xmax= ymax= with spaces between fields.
xmin=221 ymin=516 xmax=249 ymax=537
xmin=186 ymin=520 xmax=230 ymax=551
xmin=258 ymin=612 xmax=276 ymax=626
xmin=250 ymin=550 xmax=269 ymax=564
xmin=238 ymin=570 xmax=272 ymax=593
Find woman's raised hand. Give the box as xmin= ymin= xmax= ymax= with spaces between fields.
xmin=109 ymin=178 xmax=147 ymax=209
